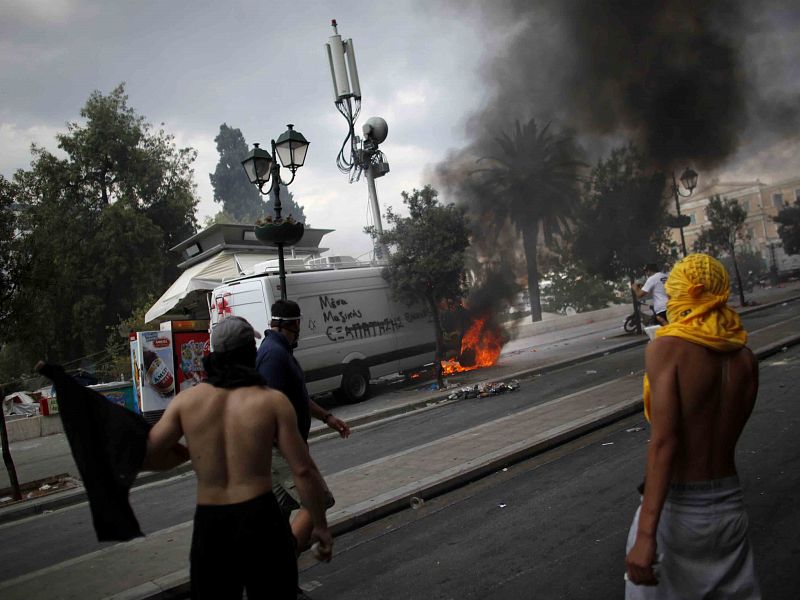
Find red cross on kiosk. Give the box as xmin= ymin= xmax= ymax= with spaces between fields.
xmin=215 ymin=293 xmax=232 ymax=317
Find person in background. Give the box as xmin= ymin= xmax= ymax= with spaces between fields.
xmin=256 ymin=300 xmax=350 ymax=566
xmin=632 ymin=263 xmax=670 ymax=325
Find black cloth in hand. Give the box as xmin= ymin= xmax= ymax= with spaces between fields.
xmin=38 ymin=363 xmax=150 ymax=542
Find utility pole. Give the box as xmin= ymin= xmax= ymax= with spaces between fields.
xmin=0 ymin=385 xmax=22 ymax=501
xmin=325 ymin=19 xmax=391 ymax=261
xmin=768 ymin=242 xmax=779 ymax=286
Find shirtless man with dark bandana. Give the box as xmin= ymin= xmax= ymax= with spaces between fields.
xmin=146 ymin=316 xmax=333 ymax=599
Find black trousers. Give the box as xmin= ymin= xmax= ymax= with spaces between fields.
xmin=190 ymin=492 xmax=297 ymax=599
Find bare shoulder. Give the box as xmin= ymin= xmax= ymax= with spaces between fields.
xmin=737 ymin=345 xmax=756 ymax=365
xmin=172 ymin=382 xmax=212 ymax=406
xmin=731 ymin=346 xmax=758 ymax=376
xmin=646 ymin=336 xmax=686 ymax=363
xmin=239 ymin=385 xmax=292 ymax=413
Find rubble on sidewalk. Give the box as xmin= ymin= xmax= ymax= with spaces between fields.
xmin=447 ymin=379 xmax=521 ymax=400
xmin=0 ymin=473 xmax=81 ymax=506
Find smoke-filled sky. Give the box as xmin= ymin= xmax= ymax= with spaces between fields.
xmin=2 ymin=0 xmax=799 ymax=260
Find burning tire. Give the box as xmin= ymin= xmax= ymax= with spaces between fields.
xmin=336 ymin=363 xmax=371 ymax=404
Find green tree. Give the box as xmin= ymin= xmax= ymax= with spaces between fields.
xmin=367 ymin=185 xmax=470 ymax=389
xmin=209 ymin=124 xmax=306 ymax=224
xmin=5 ymin=84 xmax=198 ymax=376
xmin=692 ymin=195 xmax=749 ymax=306
xmin=0 ymin=175 xmax=22 ymax=336
xmin=541 ymin=262 xmax=621 ymax=315
xmin=473 ymin=119 xmax=584 ymax=322
xmin=774 ymin=199 xmax=800 ymax=256
xmin=209 ymin=124 xmax=264 ymax=222
xmin=266 ymin=184 xmax=306 ymax=224
xmin=101 ymin=294 xmax=157 ymax=381
xmin=571 ymin=145 xmax=672 ymax=329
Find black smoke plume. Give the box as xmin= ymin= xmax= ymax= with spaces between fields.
xmin=430 ymin=0 xmax=799 ymax=324
xmin=437 ymin=0 xmax=799 ymax=170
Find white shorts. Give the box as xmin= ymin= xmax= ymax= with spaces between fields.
xmin=626 ymin=477 xmax=761 ymax=599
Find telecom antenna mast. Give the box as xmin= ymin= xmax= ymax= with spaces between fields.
xmin=325 ymin=19 xmax=390 ymax=260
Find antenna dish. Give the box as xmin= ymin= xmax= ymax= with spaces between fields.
xmin=363 ymin=117 xmax=388 ymax=145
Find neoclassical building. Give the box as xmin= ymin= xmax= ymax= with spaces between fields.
xmin=671 ymin=176 xmax=800 ymax=275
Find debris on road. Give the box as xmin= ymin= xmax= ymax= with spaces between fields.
xmin=0 ymin=474 xmax=80 ymax=506
xmin=602 ymin=442 xmax=614 ymax=446
xmin=498 ymin=503 xmax=507 ymax=508
xmin=410 ymin=496 xmax=424 ymax=510
xmin=446 ymin=379 xmax=521 ymax=400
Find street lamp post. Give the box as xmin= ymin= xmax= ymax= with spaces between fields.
xmin=671 ymin=166 xmax=699 ymax=256
xmin=241 ymin=124 xmax=310 ymax=300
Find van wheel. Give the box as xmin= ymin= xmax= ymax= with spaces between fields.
xmin=336 ymin=364 xmax=371 ymax=404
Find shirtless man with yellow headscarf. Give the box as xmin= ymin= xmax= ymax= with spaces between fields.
xmin=624 ymin=253 xmax=761 ymax=599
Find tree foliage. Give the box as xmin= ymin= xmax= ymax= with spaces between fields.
xmin=209 ymin=124 xmax=306 ymax=224
xmin=774 ymin=199 xmax=800 ymax=256
xmin=473 ymin=119 xmax=584 ymax=322
xmin=572 ymin=145 xmax=672 ymax=281
xmin=542 ymin=262 xmax=621 ymax=315
xmin=4 ymin=84 xmax=198 ymax=379
xmin=0 ymin=175 xmax=22 ymax=336
xmin=209 ymin=124 xmax=264 ymax=223
xmin=267 ymin=184 xmax=306 ymax=224
xmin=367 ymin=185 xmax=470 ymax=388
xmin=692 ymin=195 xmax=749 ymax=305
xmin=570 ymin=145 xmax=672 ymax=322
xmin=101 ymin=294 xmax=157 ymax=382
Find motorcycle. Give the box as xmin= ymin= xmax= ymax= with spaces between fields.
xmin=623 ymin=299 xmax=659 ymax=334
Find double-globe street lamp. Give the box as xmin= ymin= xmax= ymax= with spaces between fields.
xmin=241 ymin=124 xmax=310 ymax=300
xmin=669 ymin=166 xmax=699 ymax=256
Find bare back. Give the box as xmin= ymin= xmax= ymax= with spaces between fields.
xmin=648 ymin=337 xmax=758 ymax=483
xmin=174 ymin=383 xmax=284 ymax=504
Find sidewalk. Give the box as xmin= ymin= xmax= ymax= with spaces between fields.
xmin=0 ymin=286 xmax=798 ymax=600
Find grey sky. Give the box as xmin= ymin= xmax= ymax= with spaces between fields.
xmin=0 ymin=0 xmax=484 ymax=259
xmin=2 ymin=0 xmax=799 ymax=260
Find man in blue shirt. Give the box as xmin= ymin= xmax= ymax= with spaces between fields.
xmin=256 ymin=299 xmax=350 ymax=560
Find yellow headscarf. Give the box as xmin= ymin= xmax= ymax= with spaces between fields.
xmin=642 ymin=253 xmax=748 ymax=420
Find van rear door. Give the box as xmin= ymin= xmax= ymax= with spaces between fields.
xmin=210 ymin=278 xmax=272 ymax=340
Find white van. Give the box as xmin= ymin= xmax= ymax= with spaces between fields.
xmin=208 ymin=266 xmax=436 ymax=402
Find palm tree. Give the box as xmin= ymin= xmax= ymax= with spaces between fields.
xmin=476 ymin=119 xmax=584 ymax=322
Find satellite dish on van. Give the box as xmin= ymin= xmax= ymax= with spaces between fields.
xmin=363 ymin=117 xmax=388 ymax=145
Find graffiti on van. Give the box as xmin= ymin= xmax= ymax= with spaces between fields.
xmin=403 ymin=309 xmax=429 ymax=324
xmin=319 ymin=294 xmax=364 ymax=324
xmin=326 ymin=317 xmax=404 ymax=342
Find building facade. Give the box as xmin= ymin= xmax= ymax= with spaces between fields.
xmin=670 ymin=176 xmax=800 ymax=275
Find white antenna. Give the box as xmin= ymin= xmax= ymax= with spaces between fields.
xmin=325 ymin=19 xmax=390 ymax=261
xmin=345 ymin=38 xmax=362 ymax=99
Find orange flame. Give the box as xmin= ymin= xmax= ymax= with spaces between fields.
xmin=441 ymin=315 xmax=504 ymax=375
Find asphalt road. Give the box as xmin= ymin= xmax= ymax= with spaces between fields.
xmin=300 ymin=345 xmax=800 ymax=599
xmin=0 ymin=301 xmax=797 ymax=584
